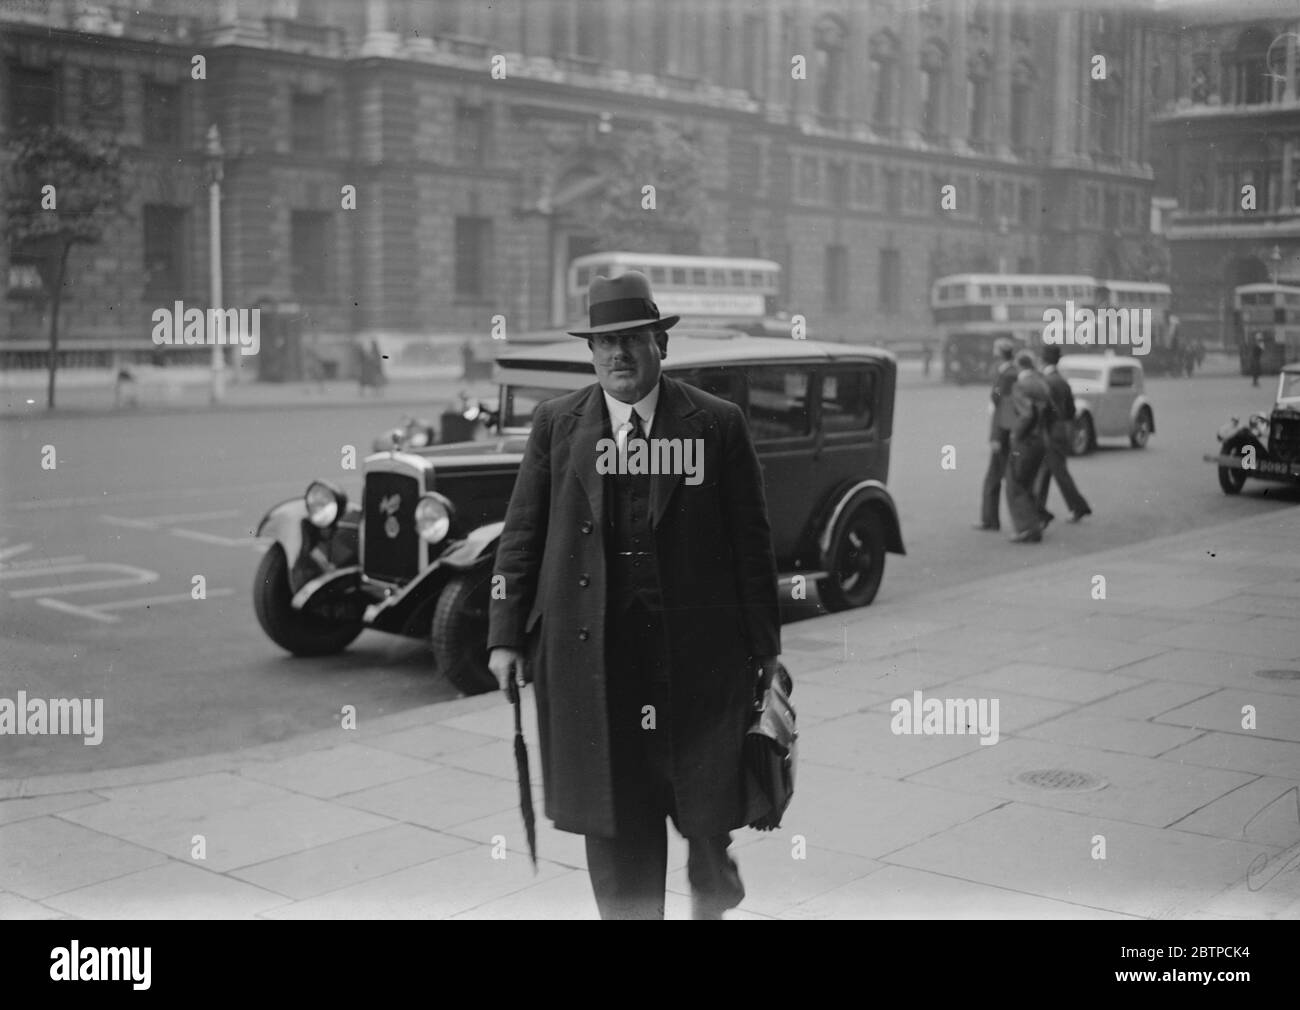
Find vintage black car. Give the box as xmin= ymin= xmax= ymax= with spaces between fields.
xmin=1206 ymin=362 xmax=1300 ymax=494
xmin=254 ymin=330 xmax=905 ymax=694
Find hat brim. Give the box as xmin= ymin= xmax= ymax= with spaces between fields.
xmin=566 ymin=315 xmax=679 ymax=337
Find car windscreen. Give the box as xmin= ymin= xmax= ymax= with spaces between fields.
xmin=503 ymin=385 xmax=570 ymax=428
xmin=1059 ymin=366 xmax=1103 ymax=383
xmin=1280 ymin=372 xmax=1300 ymax=401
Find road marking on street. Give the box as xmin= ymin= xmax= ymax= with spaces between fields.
xmin=4 ymin=555 xmax=87 ymax=569
xmin=168 ymin=528 xmax=265 ymax=548
xmin=1 ymin=482 xmax=300 ymax=513
xmin=33 ymin=597 xmax=120 ymax=623
xmin=102 ymin=509 xmax=243 ymax=529
xmin=2 ymin=562 xmax=160 ymax=598
xmin=0 ymin=541 xmax=34 ymax=563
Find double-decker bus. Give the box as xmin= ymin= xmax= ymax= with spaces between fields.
xmin=566 ymin=252 xmax=782 ymax=327
xmin=1233 ymin=283 xmax=1300 ymax=375
xmin=931 ymin=273 xmax=1176 ymax=383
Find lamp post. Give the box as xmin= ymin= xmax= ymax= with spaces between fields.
xmin=205 ymin=123 xmax=226 ymax=405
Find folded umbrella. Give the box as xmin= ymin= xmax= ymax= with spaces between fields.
xmin=507 ymin=676 xmax=538 ymax=872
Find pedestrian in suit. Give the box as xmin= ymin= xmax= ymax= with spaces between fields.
xmin=487 ymin=270 xmax=783 ymax=920
xmin=1034 ymin=345 xmax=1092 ymax=523
xmin=1251 ymin=334 xmax=1264 ymax=387
xmin=1005 ymin=351 xmax=1054 ymax=543
xmin=974 ymin=338 xmax=1019 ymax=531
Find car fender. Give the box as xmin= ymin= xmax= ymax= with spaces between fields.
xmin=257 ymin=498 xmax=307 ymax=568
xmin=437 ymin=520 xmax=505 ymax=570
xmin=817 ymin=481 xmax=906 ymax=565
xmin=1131 ymin=395 xmax=1155 ymax=432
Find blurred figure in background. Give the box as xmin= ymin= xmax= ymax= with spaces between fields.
xmin=1034 ymin=345 xmax=1092 ymax=524
xmin=1005 ymin=351 xmax=1055 ymax=544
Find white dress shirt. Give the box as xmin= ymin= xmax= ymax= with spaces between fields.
xmin=603 ymin=381 xmax=661 ymax=438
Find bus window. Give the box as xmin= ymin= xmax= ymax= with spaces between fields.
xmin=1026 ymin=285 xmax=1038 ymax=297
xmin=730 ymin=269 xmax=746 ymax=287
xmin=711 ymin=269 xmax=728 ymax=286
xmin=1011 ymin=285 xmax=1023 ymax=297
xmin=691 ymin=268 xmax=708 ymax=285
xmin=1056 ymin=285 xmax=1069 ymax=299
xmin=980 ymin=285 xmax=993 ymax=298
xmin=576 ymin=266 xmax=590 ymax=287
xmin=995 ymin=285 xmax=1008 ymax=297
xmin=671 ymin=268 xmax=687 ymax=285
xmin=650 ymin=267 xmax=667 ymax=284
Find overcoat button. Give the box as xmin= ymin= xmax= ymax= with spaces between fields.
xmin=578 ymin=575 xmax=590 ymax=587
xmin=580 ymin=521 xmax=593 ymax=534
xmin=578 ymin=628 xmax=590 ymax=641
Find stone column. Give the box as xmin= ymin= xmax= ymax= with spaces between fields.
xmin=1050 ymin=11 xmax=1076 ymax=162
xmin=899 ymin=3 xmax=921 ymax=144
xmin=993 ymin=1 xmax=1011 ymax=157
xmin=846 ymin=1 xmax=869 ymax=131
xmin=607 ymin=0 xmax=631 ymax=73
xmin=360 ymin=0 xmax=400 ymax=57
xmin=1076 ymin=12 xmax=1092 ymax=158
xmin=948 ymin=5 xmax=968 ymax=150
xmin=1282 ymin=139 xmax=1295 ymax=211
xmin=790 ymin=0 xmax=814 ymax=122
xmin=1286 ymin=22 xmax=1298 ymax=103
xmin=766 ymin=1 xmax=789 ymax=119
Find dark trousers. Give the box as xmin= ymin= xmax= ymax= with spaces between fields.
xmin=980 ymin=430 xmax=1010 ymax=528
xmin=1005 ymin=433 xmax=1047 ymax=535
xmin=1035 ymin=422 xmax=1089 ymax=516
xmin=587 ymin=600 xmax=744 ymax=920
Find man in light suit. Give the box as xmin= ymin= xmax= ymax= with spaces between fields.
xmin=487 ymin=271 xmax=783 ymax=920
xmin=974 ymin=338 xmax=1019 ymax=531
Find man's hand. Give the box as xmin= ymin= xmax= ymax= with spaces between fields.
xmin=489 ymin=647 xmax=526 ymax=695
xmin=755 ymin=655 xmax=784 ymax=693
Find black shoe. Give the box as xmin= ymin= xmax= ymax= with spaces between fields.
xmin=1040 ymin=511 xmax=1055 ymax=530
xmin=1010 ymin=528 xmax=1043 ymax=543
xmin=1069 ymin=507 xmax=1092 ymax=523
xmin=972 ymin=522 xmax=1000 ymax=531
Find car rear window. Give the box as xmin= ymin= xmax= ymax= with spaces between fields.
xmin=1108 ymin=367 xmax=1136 ymax=388
xmin=820 ymin=368 xmax=875 ymax=432
xmin=747 ymin=368 xmax=811 ymax=441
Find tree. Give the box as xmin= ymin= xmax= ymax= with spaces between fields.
xmin=4 ymin=127 xmax=127 ymax=409
xmin=585 ymin=120 xmax=707 ymax=254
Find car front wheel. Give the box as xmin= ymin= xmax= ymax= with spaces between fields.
xmin=253 ymin=544 xmax=363 ymax=656
xmin=431 ymin=570 xmax=497 ymax=695
xmin=1130 ymin=408 xmax=1153 ymax=448
xmin=818 ymin=508 xmax=887 ymax=612
xmin=1070 ymin=414 xmax=1095 ymax=456
xmin=1217 ymin=437 xmax=1250 ymax=495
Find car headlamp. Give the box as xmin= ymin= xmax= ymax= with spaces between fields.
xmin=414 ymin=493 xmax=454 ymax=545
xmin=305 ymin=481 xmax=346 ymax=528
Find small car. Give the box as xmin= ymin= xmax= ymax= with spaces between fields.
xmin=1205 ymin=362 xmax=1300 ymax=494
xmin=1055 ymin=354 xmax=1156 ymax=455
xmin=254 ymin=330 xmax=906 ymax=695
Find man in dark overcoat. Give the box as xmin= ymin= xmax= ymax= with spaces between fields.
xmin=487 ymin=270 xmax=782 ymax=920
xmin=1005 ymin=350 xmax=1054 ymax=543
xmin=1034 ymin=345 xmax=1091 ymax=523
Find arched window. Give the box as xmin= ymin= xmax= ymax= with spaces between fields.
xmin=968 ymin=51 xmax=992 ymax=146
xmin=814 ymin=16 xmax=848 ymax=121
xmin=920 ymin=39 xmax=948 ymax=139
xmin=869 ymin=30 xmax=899 ymax=131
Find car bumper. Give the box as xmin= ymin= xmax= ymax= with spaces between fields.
xmin=1204 ymin=453 xmax=1300 ymax=479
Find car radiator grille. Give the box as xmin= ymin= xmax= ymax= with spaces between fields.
xmin=363 ymin=471 xmax=422 ymax=582
xmin=1271 ymin=417 xmax=1300 ymax=464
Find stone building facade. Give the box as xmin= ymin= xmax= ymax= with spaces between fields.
xmin=1 ymin=0 xmax=1163 ymax=368
xmin=1149 ymin=1 xmax=1300 ymax=350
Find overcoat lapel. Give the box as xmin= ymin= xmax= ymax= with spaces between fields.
xmin=650 ymin=377 xmax=702 ymax=529
xmin=569 ymin=384 xmax=609 ymax=531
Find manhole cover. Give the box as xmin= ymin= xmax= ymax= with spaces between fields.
xmin=1016 ymin=768 xmax=1108 ymax=792
xmin=1256 ymin=669 xmax=1300 ymax=681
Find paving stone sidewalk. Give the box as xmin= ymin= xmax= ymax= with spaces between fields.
xmin=2 ymin=507 xmax=1297 ymax=920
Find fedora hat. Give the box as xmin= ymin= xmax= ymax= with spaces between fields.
xmin=566 ymin=270 xmax=680 ymax=337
